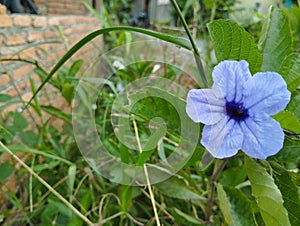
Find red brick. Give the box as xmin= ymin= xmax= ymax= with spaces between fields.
xmin=49 ymin=43 xmax=62 ymax=50
xmin=44 ymin=29 xmax=58 ymax=39
xmin=35 ymin=43 xmax=51 ymax=56
xmin=0 ymin=15 xmax=12 ymax=27
xmin=75 ymin=17 xmax=99 ymax=24
xmin=46 ymin=52 xmax=59 ymax=63
xmin=28 ymin=31 xmax=43 ymax=42
xmin=0 ymin=54 xmax=16 ymax=65
xmin=68 ymin=33 xmax=85 ymax=44
xmin=33 ymin=16 xmax=47 ymax=27
xmin=5 ymin=35 xmax=24 ymax=46
xmin=19 ymin=47 xmax=36 ymax=59
xmin=35 ymin=0 xmax=47 ymax=5
xmin=37 ymin=6 xmax=46 ymax=15
xmin=48 ymin=17 xmax=61 ymax=25
xmin=22 ymin=92 xmax=33 ymax=102
xmin=13 ymin=15 xmax=32 ymax=27
xmin=48 ymin=2 xmax=63 ymax=9
xmin=0 ymin=3 xmax=7 ymax=15
xmin=17 ymin=79 xmax=28 ymax=91
xmin=63 ymin=27 xmax=74 ymax=36
xmin=59 ymin=18 xmax=75 ymax=26
xmin=72 ymin=9 xmax=83 ymax=15
xmin=6 ymin=34 xmax=26 ymax=46
xmin=0 ymin=73 xmax=11 ymax=87
xmin=13 ymin=65 xmax=32 ymax=80
xmin=6 ymin=87 xmax=18 ymax=97
xmin=31 ymin=73 xmax=41 ymax=83
xmin=35 ymin=0 xmax=46 ymax=7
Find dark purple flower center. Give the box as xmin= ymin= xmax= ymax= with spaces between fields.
xmin=226 ymin=101 xmax=249 ymax=122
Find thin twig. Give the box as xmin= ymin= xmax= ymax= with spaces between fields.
xmin=141 ymin=189 xmax=175 ymax=222
xmin=96 ymin=211 xmax=144 ymax=226
xmin=170 ymin=0 xmax=208 ymax=87
xmin=0 ymin=141 xmax=94 ymax=226
xmin=206 ymin=159 xmax=229 ymax=222
xmin=29 ymin=157 xmax=35 ymax=212
xmin=132 ymin=117 xmax=161 ymax=226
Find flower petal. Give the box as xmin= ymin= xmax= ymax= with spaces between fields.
xmin=201 ymin=117 xmax=243 ymax=158
xmin=186 ymin=89 xmax=226 ymax=125
xmin=212 ymin=60 xmax=251 ymax=102
xmin=240 ymin=116 xmax=284 ymax=159
xmin=243 ymin=72 xmax=291 ymax=116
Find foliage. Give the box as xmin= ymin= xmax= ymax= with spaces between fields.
xmin=283 ymin=5 xmax=300 ymax=52
xmin=0 ymin=1 xmax=299 ymax=225
xmin=172 ymin=0 xmax=236 ymax=30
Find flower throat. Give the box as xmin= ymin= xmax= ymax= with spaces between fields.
xmin=226 ymin=101 xmax=249 ymax=122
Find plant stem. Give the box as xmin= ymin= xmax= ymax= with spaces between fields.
xmin=132 ymin=117 xmax=161 ymax=226
xmin=206 ymin=158 xmax=229 ymax=222
xmin=209 ymin=0 xmax=217 ymax=23
xmin=170 ymin=0 xmax=208 ymax=87
xmin=0 ymin=141 xmax=94 ymax=226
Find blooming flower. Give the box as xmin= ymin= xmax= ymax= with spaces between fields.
xmin=186 ymin=60 xmax=291 ymax=159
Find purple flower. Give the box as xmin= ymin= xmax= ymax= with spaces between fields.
xmin=186 ymin=60 xmax=291 ymax=159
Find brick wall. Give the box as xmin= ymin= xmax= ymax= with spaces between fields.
xmin=35 ymin=0 xmax=89 ymax=15
xmin=0 ymin=6 xmax=102 ymax=114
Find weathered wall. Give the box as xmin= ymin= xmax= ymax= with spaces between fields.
xmin=35 ymin=0 xmax=88 ymax=15
xmin=0 ymin=5 xmax=102 ymax=113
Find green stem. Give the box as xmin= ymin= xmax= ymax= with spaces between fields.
xmin=206 ymin=158 xmax=229 ymax=222
xmin=170 ymin=0 xmax=208 ymax=87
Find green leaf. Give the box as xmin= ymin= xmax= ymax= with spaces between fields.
xmin=79 ymin=191 xmax=92 ymax=214
xmin=129 ymin=87 xmax=185 ymax=136
xmin=13 ymin=112 xmax=28 ymax=131
xmin=136 ymin=149 xmax=156 ymax=166
xmin=207 ymin=19 xmax=262 ymax=73
xmin=245 ymin=157 xmax=290 ymax=226
xmin=58 ymin=65 xmax=68 ymax=83
xmin=0 ymin=144 xmax=73 ymax=165
xmin=273 ymin=110 xmax=300 ymax=133
xmin=67 ymin=217 xmax=83 ymax=226
xmin=172 ymin=208 xmax=203 ymax=225
xmin=68 ymin=60 xmax=83 ymax=78
xmin=62 ymin=83 xmax=75 ymax=105
xmin=272 ymin=139 xmax=300 ymax=167
xmin=155 ymin=176 xmax=206 ymax=200
xmin=287 ymin=95 xmax=300 ymax=121
xmin=182 ymin=0 xmax=197 ymax=16
xmin=33 ymin=67 xmax=61 ymax=90
xmin=19 ymin=130 xmax=38 ymax=148
xmin=41 ymin=204 xmax=59 ymax=225
xmin=27 ymin=26 xmax=192 ymax=107
xmin=217 ymin=184 xmax=256 ymax=226
xmin=120 ymin=185 xmax=134 ymax=212
xmin=33 ymin=161 xmax=60 ymax=172
xmin=259 ymin=7 xmax=292 ymax=71
xmin=29 ymin=78 xmax=42 ymax=117
xmin=0 ymin=94 xmax=12 ymax=102
xmin=0 ymin=125 xmax=14 ymax=142
xmin=48 ymin=199 xmax=72 ymax=218
xmin=41 ymin=105 xmax=72 ymax=124
xmin=279 ymin=53 xmax=300 ymax=92
xmin=219 ymin=166 xmax=247 ymax=187
xmin=0 ymin=163 xmax=14 ymax=181
xmin=114 ymin=86 xmax=188 ymax=153
xmin=67 ymin=165 xmax=77 ymax=202
xmin=274 ymin=171 xmax=300 ymax=226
